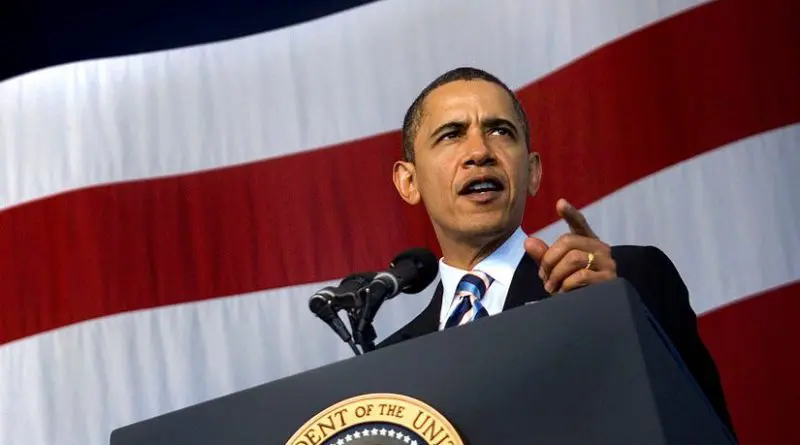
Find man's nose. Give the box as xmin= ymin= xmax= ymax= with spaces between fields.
xmin=463 ymin=134 xmax=496 ymax=167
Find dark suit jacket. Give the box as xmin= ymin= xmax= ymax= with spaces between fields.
xmin=377 ymin=245 xmax=735 ymax=435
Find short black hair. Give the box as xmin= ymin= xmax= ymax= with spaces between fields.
xmin=401 ymin=67 xmax=530 ymax=162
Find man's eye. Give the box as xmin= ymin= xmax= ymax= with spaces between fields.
xmin=440 ymin=131 xmax=460 ymax=140
xmin=491 ymin=127 xmax=512 ymax=136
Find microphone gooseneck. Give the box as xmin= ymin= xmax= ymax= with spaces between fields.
xmin=307 ymin=249 xmax=438 ymax=356
xmin=355 ymin=248 xmax=439 ymax=352
xmin=308 ymin=283 xmax=362 ymax=356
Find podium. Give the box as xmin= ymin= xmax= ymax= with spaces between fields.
xmin=110 ymin=278 xmax=736 ymax=444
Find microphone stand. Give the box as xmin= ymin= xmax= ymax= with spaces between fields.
xmin=352 ymin=282 xmax=389 ymax=353
xmin=333 ymin=305 xmax=362 ymax=356
xmin=335 ymin=308 xmax=362 ymax=356
xmin=345 ymin=335 xmax=362 ymax=356
xmin=310 ymin=295 xmax=362 ymax=357
xmin=348 ymin=310 xmax=376 ymax=353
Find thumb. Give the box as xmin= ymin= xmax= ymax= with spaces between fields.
xmin=524 ymin=236 xmax=549 ymax=264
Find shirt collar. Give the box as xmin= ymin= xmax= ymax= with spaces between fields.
xmin=438 ymin=226 xmax=528 ymax=292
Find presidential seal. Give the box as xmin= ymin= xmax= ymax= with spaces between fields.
xmin=285 ymin=393 xmax=464 ymax=445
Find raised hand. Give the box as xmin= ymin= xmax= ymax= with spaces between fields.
xmin=524 ymin=199 xmax=617 ymax=294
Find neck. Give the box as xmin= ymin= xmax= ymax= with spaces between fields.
xmin=438 ymin=226 xmax=517 ymax=270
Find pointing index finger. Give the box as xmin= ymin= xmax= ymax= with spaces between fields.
xmin=557 ymin=199 xmax=597 ymax=238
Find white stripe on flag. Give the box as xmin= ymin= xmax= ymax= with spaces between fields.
xmin=0 ymin=0 xmax=708 ymax=210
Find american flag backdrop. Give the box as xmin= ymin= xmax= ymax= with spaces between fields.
xmin=0 ymin=0 xmax=798 ymax=444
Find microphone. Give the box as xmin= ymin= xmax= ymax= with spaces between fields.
xmin=366 ymin=248 xmax=439 ymax=300
xmin=355 ymin=248 xmax=439 ymax=352
xmin=309 ymin=291 xmax=360 ymax=355
xmin=309 ymin=274 xmax=376 ymax=356
xmin=328 ymin=272 xmax=377 ymax=311
xmin=333 ymin=272 xmax=378 ymax=352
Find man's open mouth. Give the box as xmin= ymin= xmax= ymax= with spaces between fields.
xmin=459 ymin=177 xmax=505 ymax=195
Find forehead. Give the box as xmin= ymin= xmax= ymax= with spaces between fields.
xmin=419 ymin=80 xmax=517 ymax=129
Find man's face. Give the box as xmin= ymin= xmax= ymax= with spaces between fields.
xmin=394 ymin=79 xmax=540 ymax=244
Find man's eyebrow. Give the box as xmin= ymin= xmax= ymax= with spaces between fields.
xmin=428 ymin=117 xmax=519 ymax=141
xmin=429 ymin=120 xmax=467 ymax=141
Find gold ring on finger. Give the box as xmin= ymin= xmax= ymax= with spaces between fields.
xmin=585 ymin=252 xmax=595 ymax=271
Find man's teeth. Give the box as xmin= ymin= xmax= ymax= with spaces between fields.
xmin=466 ymin=181 xmax=500 ymax=193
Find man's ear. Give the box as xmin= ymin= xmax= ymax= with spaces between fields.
xmin=393 ymin=160 xmax=421 ymax=205
xmin=527 ymin=152 xmax=542 ymax=196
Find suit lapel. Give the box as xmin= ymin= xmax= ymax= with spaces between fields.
xmin=503 ymin=254 xmax=550 ymax=310
xmin=395 ymin=282 xmax=443 ymax=340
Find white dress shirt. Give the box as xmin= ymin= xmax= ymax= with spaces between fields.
xmin=437 ymin=227 xmax=529 ymax=330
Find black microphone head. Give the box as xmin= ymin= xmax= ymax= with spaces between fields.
xmin=390 ymin=247 xmax=439 ymax=294
xmin=308 ymin=285 xmax=337 ymax=315
xmin=308 ymin=294 xmax=329 ymax=314
xmin=340 ymin=271 xmax=377 ymax=290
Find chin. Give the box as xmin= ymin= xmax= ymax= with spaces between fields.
xmin=458 ymin=218 xmax=511 ymax=239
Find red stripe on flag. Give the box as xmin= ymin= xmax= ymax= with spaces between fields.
xmin=698 ymin=280 xmax=800 ymax=445
xmin=0 ymin=0 xmax=798 ymax=345
xmin=522 ymin=0 xmax=800 ymax=215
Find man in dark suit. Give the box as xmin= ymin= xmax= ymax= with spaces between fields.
xmin=376 ymin=66 xmax=735 ymax=434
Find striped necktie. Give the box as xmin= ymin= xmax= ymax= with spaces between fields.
xmin=444 ymin=270 xmax=495 ymax=329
